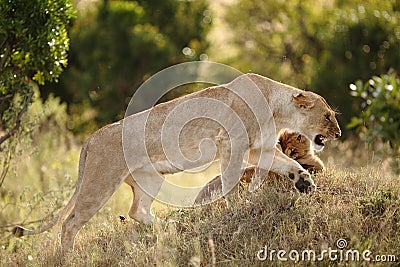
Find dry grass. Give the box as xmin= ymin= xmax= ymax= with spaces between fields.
xmin=1 ymin=157 xmax=399 ymax=266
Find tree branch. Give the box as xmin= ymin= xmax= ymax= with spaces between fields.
xmin=0 ymin=189 xmax=73 ymax=230
xmin=0 ymin=35 xmax=15 ymax=73
xmin=0 ymin=89 xmax=34 ymax=145
xmin=0 ymin=147 xmax=11 ymax=187
xmin=0 ymin=35 xmax=10 ymax=52
xmin=0 ymin=94 xmax=13 ymax=102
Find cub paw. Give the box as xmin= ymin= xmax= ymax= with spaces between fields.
xmin=289 ymin=170 xmax=316 ymax=193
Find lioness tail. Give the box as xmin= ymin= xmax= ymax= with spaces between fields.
xmin=12 ymin=140 xmax=89 ymax=237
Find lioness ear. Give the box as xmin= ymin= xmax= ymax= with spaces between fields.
xmin=292 ymin=93 xmax=315 ymax=110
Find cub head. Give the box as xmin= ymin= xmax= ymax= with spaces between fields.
xmin=292 ymin=92 xmax=341 ymax=151
xmin=279 ymin=131 xmax=312 ymax=159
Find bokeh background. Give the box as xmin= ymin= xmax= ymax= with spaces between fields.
xmin=0 ymin=1 xmax=399 ymax=262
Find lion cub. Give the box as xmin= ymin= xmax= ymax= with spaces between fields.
xmin=194 ymin=130 xmax=324 ymax=205
xmin=278 ymin=130 xmax=324 ymax=173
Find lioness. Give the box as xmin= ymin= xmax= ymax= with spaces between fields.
xmin=13 ymin=74 xmax=340 ymax=253
xmin=194 ymin=130 xmax=325 ymax=205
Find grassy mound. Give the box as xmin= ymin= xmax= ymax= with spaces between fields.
xmin=1 ymin=165 xmax=399 ymax=266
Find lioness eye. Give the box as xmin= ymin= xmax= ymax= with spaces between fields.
xmin=325 ymin=114 xmax=331 ymax=122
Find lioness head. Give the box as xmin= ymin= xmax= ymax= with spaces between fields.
xmin=292 ymin=92 xmax=341 ymax=151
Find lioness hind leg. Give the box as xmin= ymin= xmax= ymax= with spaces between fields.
xmin=60 ymin=151 xmax=127 ymax=253
xmin=61 ymin=186 xmax=120 ymax=253
xmin=61 ymin=210 xmax=86 ymax=253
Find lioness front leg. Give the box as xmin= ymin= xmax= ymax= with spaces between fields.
xmin=247 ymin=147 xmax=316 ymax=193
xmin=270 ymin=148 xmax=316 ymax=193
xmin=125 ymin=165 xmax=164 ymax=224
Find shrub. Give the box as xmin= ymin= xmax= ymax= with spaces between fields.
xmin=0 ymin=0 xmax=75 ymax=186
xmin=348 ymin=70 xmax=400 ymax=171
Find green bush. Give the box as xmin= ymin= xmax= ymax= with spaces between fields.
xmin=348 ymin=70 xmax=400 ymax=170
xmin=0 ymin=0 xmax=75 ymax=186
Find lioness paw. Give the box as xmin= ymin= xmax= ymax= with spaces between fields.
xmin=289 ymin=170 xmax=316 ymax=193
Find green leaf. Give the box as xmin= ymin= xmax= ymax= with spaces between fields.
xmin=347 ymin=117 xmax=363 ymax=129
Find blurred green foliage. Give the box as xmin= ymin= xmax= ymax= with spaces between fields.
xmin=43 ymin=0 xmax=210 ymax=134
xmin=312 ymin=2 xmax=400 ymax=130
xmin=0 ymin=0 xmax=75 ymax=185
xmin=225 ymin=0 xmax=400 ymax=132
xmin=1 ymin=0 xmax=399 ymax=168
xmin=348 ymin=70 xmax=400 ymax=171
xmin=0 ymin=0 xmax=75 ymax=88
xmin=0 ymin=90 xmax=78 ymax=226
